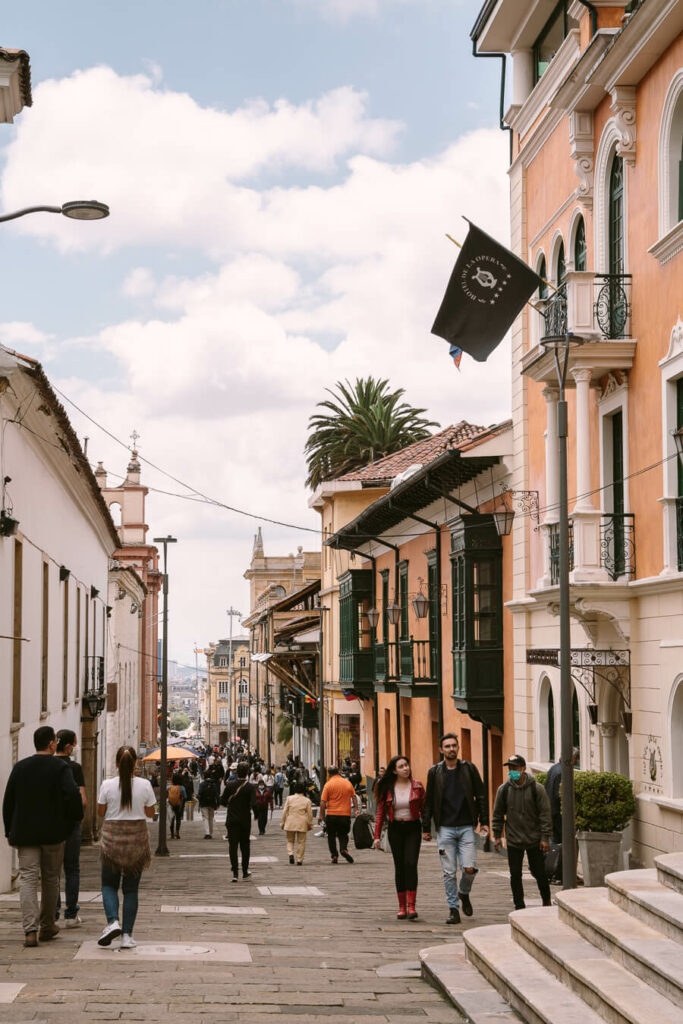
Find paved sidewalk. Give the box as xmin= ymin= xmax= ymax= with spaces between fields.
xmin=0 ymin=810 xmax=534 ymax=1023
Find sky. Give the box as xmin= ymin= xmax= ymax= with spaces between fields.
xmin=1 ymin=0 xmax=511 ymax=671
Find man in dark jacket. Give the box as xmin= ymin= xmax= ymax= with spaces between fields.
xmin=544 ymin=747 xmax=579 ymax=846
xmin=197 ymin=772 xmax=220 ymax=839
xmin=220 ymin=762 xmax=256 ymax=881
xmin=492 ymin=754 xmax=552 ymax=910
xmin=3 ymin=726 xmax=83 ymax=947
xmin=422 ymin=733 xmax=488 ymax=925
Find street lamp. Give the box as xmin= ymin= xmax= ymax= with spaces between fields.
xmin=0 ymin=200 xmax=109 ymax=223
xmin=540 ymin=331 xmax=582 ymax=890
xmin=153 ymin=534 xmax=177 ymax=857
xmin=387 ymin=602 xmax=400 ymax=626
xmin=366 ymin=607 xmax=380 ymax=630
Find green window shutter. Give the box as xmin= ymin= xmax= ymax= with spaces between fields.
xmin=399 ymin=563 xmax=409 ymax=638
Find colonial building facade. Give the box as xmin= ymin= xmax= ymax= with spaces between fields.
xmin=474 ymin=0 xmax=683 ymax=864
xmin=323 ymin=421 xmax=515 ymax=807
xmin=0 ymin=347 xmax=118 ymax=890
xmin=202 ymin=636 xmax=250 ymax=747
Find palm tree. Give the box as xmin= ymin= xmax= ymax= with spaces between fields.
xmin=305 ymin=377 xmax=439 ymax=489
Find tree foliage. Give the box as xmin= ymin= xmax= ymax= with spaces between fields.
xmin=305 ymin=377 xmax=439 ymax=490
xmin=276 ymin=713 xmax=293 ymax=745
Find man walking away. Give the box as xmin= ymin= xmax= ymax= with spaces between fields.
xmin=544 ymin=747 xmax=579 ymax=847
xmin=2 ymin=726 xmax=83 ymax=947
xmin=493 ymin=754 xmax=553 ymax=910
xmin=319 ymin=766 xmax=358 ymax=864
xmin=55 ymin=729 xmax=87 ymax=927
xmin=273 ymin=766 xmax=286 ymax=808
xmin=422 ymin=733 xmax=488 ymax=925
xmin=220 ymin=763 xmax=256 ymax=881
xmin=197 ymin=772 xmax=219 ymax=838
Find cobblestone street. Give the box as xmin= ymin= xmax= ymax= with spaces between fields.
xmin=0 ymin=810 xmax=534 ymax=1023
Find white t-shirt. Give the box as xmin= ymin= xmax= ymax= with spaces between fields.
xmin=98 ymin=776 xmax=156 ymax=821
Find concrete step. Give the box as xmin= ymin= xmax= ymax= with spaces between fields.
xmin=607 ymin=867 xmax=683 ymax=946
xmin=509 ymin=905 xmax=682 ymax=1024
xmin=463 ymin=923 xmax=606 ymax=1024
xmin=420 ymin=940 xmax=525 ymax=1024
xmin=555 ymin=887 xmax=683 ymax=1008
xmin=656 ymin=852 xmax=683 ymax=895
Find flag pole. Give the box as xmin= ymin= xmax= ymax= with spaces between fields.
xmin=445 ymin=233 xmax=560 ymax=301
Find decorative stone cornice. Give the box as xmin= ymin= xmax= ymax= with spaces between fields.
xmin=610 ymin=86 xmax=637 ymax=165
xmin=660 ymin=316 xmax=683 ymax=365
xmin=569 ymin=111 xmax=594 ymax=210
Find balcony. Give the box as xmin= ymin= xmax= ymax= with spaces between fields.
xmin=373 ymin=638 xmax=438 ymax=698
xmin=544 ymin=513 xmax=635 ymax=585
xmin=339 ymin=649 xmax=374 ymax=698
xmin=524 ymin=271 xmax=636 ymax=387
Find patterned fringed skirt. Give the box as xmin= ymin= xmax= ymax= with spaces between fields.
xmin=100 ymin=819 xmax=151 ymax=875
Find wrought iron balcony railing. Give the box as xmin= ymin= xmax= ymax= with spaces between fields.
xmin=537 ymin=272 xmax=632 ymax=345
xmin=542 ymin=285 xmax=567 ymax=338
xmin=677 ymin=497 xmax=683 ymax=573
xmin=593 ymin=274 xmax=632 ymax=339
xmin=600 ymin=512 xmax=635 ymax=579
xmin=548 ymin=521 xmax=574 ymax=585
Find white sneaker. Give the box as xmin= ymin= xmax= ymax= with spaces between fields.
xmin=65 ymin=916 xmax=82 ymax=929
xmin=98 ymin=920 xmax=122 ymax=946
xmin=120 ymin=934 xmax=137 ymax=949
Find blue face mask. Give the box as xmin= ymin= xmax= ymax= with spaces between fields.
xmin=508 ymin=769 xmax=521 ymax=782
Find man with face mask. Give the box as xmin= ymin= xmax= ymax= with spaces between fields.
xmin=492 ymin=754 xmax=553 ymax=910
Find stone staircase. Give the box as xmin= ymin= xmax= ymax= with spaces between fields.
xmin=420 ymin=851 xmax=683 ymax=1024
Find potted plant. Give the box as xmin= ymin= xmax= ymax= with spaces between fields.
xmin=574 ymin=771 xmax=635 ymax=886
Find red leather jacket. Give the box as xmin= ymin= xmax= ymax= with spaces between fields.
xmin=373 ymin=779 xmax=426 ymax=840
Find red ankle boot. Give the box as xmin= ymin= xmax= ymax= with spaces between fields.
xmin=407 ymin=891 xmax=418 ymax=919
xmin=396 ymin=892 xmax=407 ymax=919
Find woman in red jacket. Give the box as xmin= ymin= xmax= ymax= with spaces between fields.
xmin=373 ymin=755 xmax=425 ymax=919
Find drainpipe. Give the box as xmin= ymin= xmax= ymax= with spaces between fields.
xmin=471 ymin=40 xmax=513 ymax=163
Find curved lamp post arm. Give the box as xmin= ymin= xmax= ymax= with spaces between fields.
xmin=0 ymin=200 xmax=109 ymax=223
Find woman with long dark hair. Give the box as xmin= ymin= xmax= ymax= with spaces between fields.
xmin=373 ymin=755 xmax=425 ymax=919
xmin=96 ymin=745 xmax=155 ymax=948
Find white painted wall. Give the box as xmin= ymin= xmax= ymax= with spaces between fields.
xmin=105 ymin=572 xmax=145 ymax=776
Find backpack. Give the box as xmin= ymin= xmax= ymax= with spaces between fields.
xmin=352 ymin=812 xmax=374 ymax=850
xmin=198 ymin=780 xmax=218 ymax=808
xmin=545 ymin=844 xmax=562 ymax=884
xmin=168 ymin=784 xmax=183 ymax=807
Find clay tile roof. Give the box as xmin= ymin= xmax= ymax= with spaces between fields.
xmin=0 ymin=48 xmax=32 ymax=108
xmin=334 ymin=421 xmax=492 ymax=484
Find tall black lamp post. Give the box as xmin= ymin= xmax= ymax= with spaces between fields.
xmin=153 ymin=534 xmax=177 ymax=857
xmin=541 ymin=332 xmax=582 ymax=889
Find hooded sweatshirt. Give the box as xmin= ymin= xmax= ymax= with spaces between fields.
xmin=491 ymin=774 xmax=551 ymax=848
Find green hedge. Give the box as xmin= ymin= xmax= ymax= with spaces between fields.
xmin=534 ymin=771 xmax=547 ymax=786
xmin=574 ymin=771 xmax=635 ymax=832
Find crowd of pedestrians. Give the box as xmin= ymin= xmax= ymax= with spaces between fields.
xmin=3 ymin=727 xmax=558 ymax=949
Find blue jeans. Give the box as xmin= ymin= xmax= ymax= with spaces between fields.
xmin=56 ymin=824 xmax=81 ymax=920
xmin=101 ymin=865 xmax=141 ymax=935
xmin=436 ymin=825 xmax=477 ymax=909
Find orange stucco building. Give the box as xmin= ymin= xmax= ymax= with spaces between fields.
xmin=475 ymin=0 xmax=683 ymax=864
xmin=317 ymin=421 xmax=516 ymax=813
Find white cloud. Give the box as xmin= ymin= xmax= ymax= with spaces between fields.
xmin=289 ymin=0 xmax=419 ymax=21
xmin=1 ymin=67 xmax=511 ymax=662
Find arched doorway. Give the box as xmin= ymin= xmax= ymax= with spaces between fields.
xmin=538 ymin=675 xmax=556 ymax=762
xmin=671 ymin=677 xmax=683 ymax=797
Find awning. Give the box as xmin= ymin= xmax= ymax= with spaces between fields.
xmin=327 ymin=448 xmax=499 ymax=551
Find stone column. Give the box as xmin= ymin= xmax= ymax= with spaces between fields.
xmin=572 ymin=368 xmax=594 ymax=511
xmin=538 ymin=386 xmax=559 ymax=588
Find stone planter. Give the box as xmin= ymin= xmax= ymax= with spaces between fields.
xmin=577 ymin=830 xmax=623 ymax=886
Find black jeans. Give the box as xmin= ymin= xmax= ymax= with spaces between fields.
xmin=551 ymin=813 xmax=562 ymax=846
xmin=228 ymin=822 xmax=251 ymax=877
xmin=326 ymin=815 xmax=350 ymax=858
xmin=507 ymin=844 xmax=551 ymax=909
xmin=388 ymin=819 xmax=421 ymax=892
xmin=273 ymin=787 xmax=283 ymax=808
xmin=56 ymin=823 xmax=81 ymax=919
xmin=255 ymin=807 xmax=268 ymax=834
xmin=169 ymin=803 xmax=183 ymax=835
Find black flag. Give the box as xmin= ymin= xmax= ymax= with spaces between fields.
xmin=431 ymin=222 xmax=542 ymax=362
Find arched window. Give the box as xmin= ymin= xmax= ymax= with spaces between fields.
xmin=556 ymin=240 xmax=566 ymax=285
xmin=657 ymin=73 xmax=683 ymax=242
xmin=538 ymin=255 xmax=548 ymax=299
xmin=539 ymin=675 xmax=555 ymax=761
xmin=609 ymin=154 xmax=625 ymax=276
xmin=574 ymin=216 xmax=587 ymax=271
xmin=671 ymin=678 xmax=683 ymax=798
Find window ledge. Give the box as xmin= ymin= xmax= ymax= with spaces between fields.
xmin=650 ymin=795 xmax=683 ymax=815
xmin=648 ymin=221 xmax=683 ymax=265
xmin=39 ymin=711 xmax=49 ymax=721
